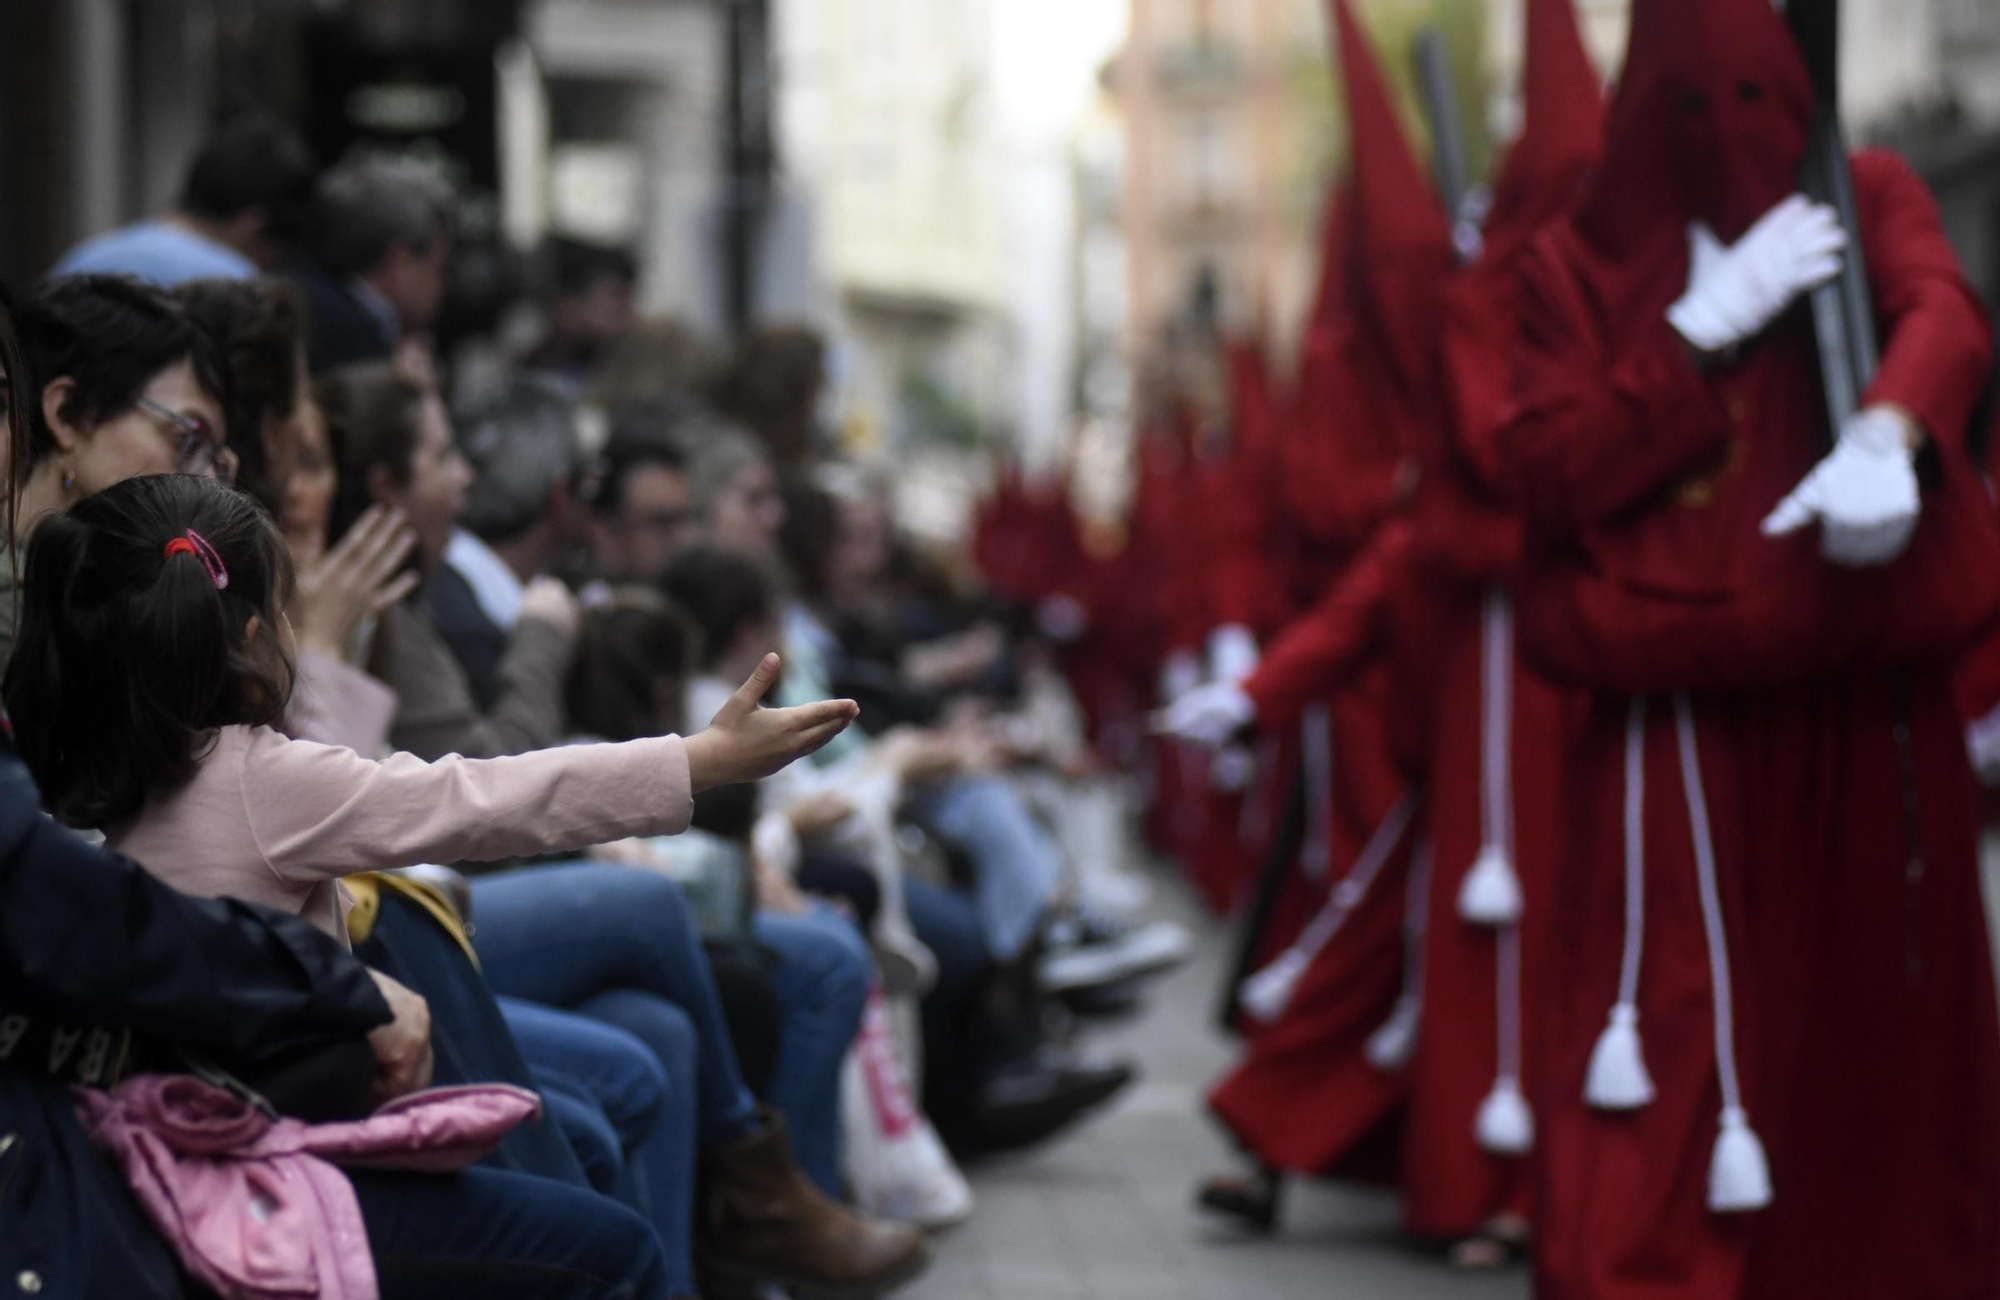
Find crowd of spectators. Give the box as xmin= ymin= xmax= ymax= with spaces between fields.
xmin=1 ymin=118 xmax=1188 ymax=1299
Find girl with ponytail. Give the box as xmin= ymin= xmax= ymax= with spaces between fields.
xmin=3 ymin=471 xmax=859 ymax=940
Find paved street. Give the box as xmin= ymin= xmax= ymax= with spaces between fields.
xmin=907 ymin=876 xmax=1532 ymax=1300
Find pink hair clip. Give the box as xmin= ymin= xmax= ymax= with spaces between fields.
xmin=162 ymin=529 xmax=229 ymax=590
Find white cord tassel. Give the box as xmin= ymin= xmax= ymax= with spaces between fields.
xmin=1459 ymin=589 xmax=1524 ymax=926
xmin=1675 ymin=694 xmax=1772 ymax=1214
xmin=1476 ymin=925 xmax=1533 ymax=1154
xmin=1300 ymin=705 xmax=1334 ymax=880
xmin=1586 ymin=698 xmax=1658 ymax=1111
xmin=1241 ymin=797 xmax=1415 ymax=1024
xmin=1367 ymin=839 xmax=1431 ymax=1071
xmin=1237 ymin=947 xmax=1312 ymax=1024
xmin=1475 ymin=1076 xmax=1534 ymax=1155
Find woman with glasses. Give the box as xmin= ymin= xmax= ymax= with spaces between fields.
xmin=1 ymin=274 xmax=237 ymax=665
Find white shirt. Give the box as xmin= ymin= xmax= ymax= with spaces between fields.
xmin=444 ymin=529 xmax=524 ymax=632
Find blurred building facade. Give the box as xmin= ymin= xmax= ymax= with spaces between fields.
xmin=773 ymin=0 xmax=1012 ymax=471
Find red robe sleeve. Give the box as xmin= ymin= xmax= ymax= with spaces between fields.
xmin=1241 ymin=520 xmax=1412 ymax=730
xmin=1853 ymin=148 xmax=1995 ymax=452
xmin=1490 ymin=235 xmax=1734 ymax=533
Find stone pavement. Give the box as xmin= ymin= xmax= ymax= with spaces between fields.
xmin=905 ymin=875 xmax=1532 ymax=1300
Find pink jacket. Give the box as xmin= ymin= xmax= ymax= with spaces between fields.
xmin=105 ymin=725 xmax=693 ymax=940
xmin=74 ymin=1074 xmax=540 ymax=1300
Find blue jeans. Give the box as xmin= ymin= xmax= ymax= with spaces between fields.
xmin=908 ymin=774 xmax=1062 ymax=961
xmin=501 ymin=997 xmax=697 ymax=1297
xmin=353 ymin=1165 xmax=676 ymax=1299
xmin=470 ymin=863 xmax=764 ymax=1155
xmin=353 ymin=893 xmax=585 ymax=1185
xmin=754 ymin=906 xmax=871 ymax=1195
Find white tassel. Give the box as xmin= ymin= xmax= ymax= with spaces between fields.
xmin=1464 ymin=587 xmax=1522 ymax=931
xmin=1365 ymin=993 xmax=1421 ymax=1071
xmin=1707 ymin=1106 xmax=1773 ymax=1213
xmin=1237 ymin=948 xmax=1311 ymax=1024
xmin=1475 ymin=1076 xmax=1534 ymax=1155
xmin=1583 ymin=1003 xmax=1656 ymax=1111
xmin=1457 ymin=845 xmax=1524 ymax=926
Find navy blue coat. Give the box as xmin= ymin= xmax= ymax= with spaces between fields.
xmin=0 ymin=742 xmax=390 ymax=1298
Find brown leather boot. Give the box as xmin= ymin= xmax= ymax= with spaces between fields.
xmin=699 ymin=1109 xmax=930 ymax=1300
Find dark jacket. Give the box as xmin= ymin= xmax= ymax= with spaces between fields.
xmin=0 ymin=739 xmax=390 ymax=1298
xmin=290 ymin=262 xmax=396 ymax=374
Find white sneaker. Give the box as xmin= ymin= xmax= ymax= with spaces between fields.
xmin=1037 ymin=915 xmax=1193 ymax=992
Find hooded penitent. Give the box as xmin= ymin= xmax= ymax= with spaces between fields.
xmin=1488 ymin=0 xmax=2000 ymax=1296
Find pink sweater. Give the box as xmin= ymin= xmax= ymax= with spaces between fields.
xmin=106 ymin=725 xmax=693 ymax=941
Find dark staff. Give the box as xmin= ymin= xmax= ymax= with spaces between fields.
xmin=1786 ymin=0 xmax=1935 ymax=985
xmin=1412 ymin=27 xmax=1472 ymax=223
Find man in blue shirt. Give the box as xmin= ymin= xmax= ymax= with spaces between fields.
xmin=53 ymin=117 xmax=315 ymax=286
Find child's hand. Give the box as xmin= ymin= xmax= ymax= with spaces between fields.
xmin=684 ymin=654 xmax=860 ymax=793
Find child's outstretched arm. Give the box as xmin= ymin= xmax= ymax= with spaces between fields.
xmin=242 ymin=654 xmax=856 ymax=882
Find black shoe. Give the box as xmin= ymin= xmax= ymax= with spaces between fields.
xmin=1056 ymin=975 xmax=1145 ymax=1020
xmin=959 ymin=1047 xmax=1135 ymax=1154
xmin=1195 ymin=1166 xmax=1283 ymax=1233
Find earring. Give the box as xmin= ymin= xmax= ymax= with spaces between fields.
xmin=60 ymin=463 xmax=75 ymax=495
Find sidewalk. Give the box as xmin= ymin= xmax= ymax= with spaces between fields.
xmin=907 ymin=876 xmax=1531 ymax=1300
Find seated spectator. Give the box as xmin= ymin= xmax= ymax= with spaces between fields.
xmin=319 ymin=362 xmax=569 ymax=759
xmin=175 ymin=276 xmax=308 ymax=520
xmin=709 ymin=322 xmax=829 ymax=471
xmin=294 ymin=151 xmax=455 ymax=375
xmin=530 ymin=237 xmax=639 ymax=400
xmin=52 ymin=116 xmax=316 ymax=284
xmin=318 ymin=363 xmax=925 ymax=1288
xmin=432 ymin=386 xmax=586 ymax=708
xmin=1 ymin=275 xmax=235 ymax=664
xmin=581 ymin=410 xmax=702 ymax=586
xmin=591 ymin=317 xmax=721 ymax=420
xmin=0 ymin=285 xmax=683 ymax=1300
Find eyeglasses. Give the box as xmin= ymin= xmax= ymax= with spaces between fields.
xmin=135 ymin=397 xmax=238 ymax=486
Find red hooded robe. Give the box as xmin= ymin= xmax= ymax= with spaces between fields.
xmin=1490 ymin=0 xmax=2000 ymax=1295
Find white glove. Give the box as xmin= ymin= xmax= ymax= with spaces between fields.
xmin=1207 ymin=624 xmax=1261 ymax=686
xmin=1666 ymin=195 xmax=1846 ymax=355
xmin=1761 ymin=406 xmax=1920 ymax=567
xmin=1156 ymin=681 xmax=1255 ymax=749
xmin=1159 ymin=650 xmax=1203 ymax=705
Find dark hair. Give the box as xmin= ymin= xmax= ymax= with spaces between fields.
xmin=4 ymin=474 xmax=294 ymax=827
xmin=549 ymin=238 xmax=638 ymax=300
xmin=312 ymin=152 xmax=455 ymax=278
xmin=584 ymin=409 xmax=690 ymax=520
xmin=181 ymin=117 xmax=318 ymax=245
xmin=317 ymin=362 xmax=426 ymax=547
xmin=660 ymin=545 xmax=777 ymax=673
xmin=777 ymin=475 xmax=839 ymax=596
xmin=16 ymin=275 xmax=230 ymax=473
xmin=709 ymin=325 xmax=827 ymax=466
xmin=459 ymin=386 xmax=579 ymax=543
xmin=176 ymin=278 xmax=306 ymax=518
xmin=565 ymin=588 xmax=698 ymax=742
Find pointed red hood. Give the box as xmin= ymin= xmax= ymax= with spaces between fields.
xmin=1574 ymin=0 xmax=1811 ymax=263
xmin=1307 ymin=183 xmax=1354 ymax=335
xmin=1480 ymin=0 xmax=1604 ymax=258
xmin=1329 ymin=0 xmax=1455 ymax=391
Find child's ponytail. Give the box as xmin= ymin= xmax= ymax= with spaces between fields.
xmin=4 ymin=474 xmax=294 ymax=827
